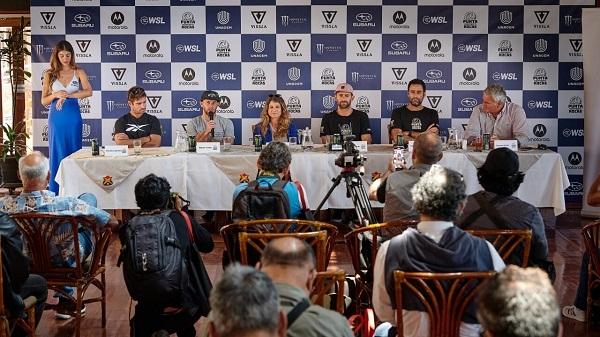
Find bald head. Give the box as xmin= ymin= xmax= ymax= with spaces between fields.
xmin=261 ymin=237 xmax=316 ymax=270
xmin=18 ymin=151 xmax=50 ymax=183
xmin=413 ymin=132 xmax=442 ymax=165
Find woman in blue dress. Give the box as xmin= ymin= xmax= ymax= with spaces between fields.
xmin=41 ymin=40 xmax=92 ymax=193
xmin=253 ymin=94 xmax=298 ymax=144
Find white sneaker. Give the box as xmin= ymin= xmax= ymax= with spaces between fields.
xmin=562 ymin=305 xmax=586 ymax=322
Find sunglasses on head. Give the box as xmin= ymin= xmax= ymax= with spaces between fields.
xmin=268 ymin=94 xmax=281 ymax=98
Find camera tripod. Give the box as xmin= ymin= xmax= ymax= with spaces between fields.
xmin=315 ymin=167 xmax=377 ymax=227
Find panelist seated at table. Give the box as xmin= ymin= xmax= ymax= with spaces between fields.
xmin=390 ymin=78 xmax=440 ymax=142
xmin=187 ymin=90 xmax=235 ymax=143
xmin=465 ymin=83 xmax=528 ymax=146
xmin=253 ymin=93 xmax=298 ymax=144
xmin=320 ymin=83 xmax=372 ymax=144
xmin=113 ymin=86 xmax=162 ymax=148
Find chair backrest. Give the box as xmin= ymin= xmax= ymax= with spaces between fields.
xmin=239 ymin=231 xmax=328 ymax=271
xmin=310 ymin=269 xmax=346 ymax=314
xmin=394 ymin=270 xmax=496 ymax=337
xmin=582 ymin=220 xmax=600 ymax=277
xmin=221 ymin=219 xmax=338 ymax=269
xmin=0 ymin=236 xmax=9 ymax=337
xmin=10 ymin=213 xmax=111 ymax=281
xmin=466 ymin=229 xmax=532 ymax=267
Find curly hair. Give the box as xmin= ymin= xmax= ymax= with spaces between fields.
xmin=259 ymin=95 xmax=291 ymax=139
xmin=257 ymin=141 xmax=292 ymax=174
xmin=134 ymin=174 xmax=172 ymax=211
xmin=47 ymin=40 xmax=78 ymax=84
xmin=411 ymin=165 xmax=466 ymax=221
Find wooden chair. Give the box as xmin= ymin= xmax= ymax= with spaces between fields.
xmin=0 ymin=237 xmax=37 ymax=337
xmin=344 ymin=220 xmax=418 ymax=308
xmin=466 ymin=229 xmax=532 ymax=267
xmin=582 ymin=220 xmax=600 ymax=326
xmin=394 ymin=270 xmax=496 ymax=337
xmin=310 ymin=269 xmax=346 ymax=314
xmin=221 ymin=219 xmax=338 ymax=269
xmin=10 ymin=213 xmax=112 ymax=337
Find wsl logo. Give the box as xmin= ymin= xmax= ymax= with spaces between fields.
xmin=422 ymin=16 xmax=448 ymax=24
xmin=530 ymin=124 xmax=550 ymax=142
xmin=181 ymin=12 xmax=195 ymax=29
xmin=175 ymin=44 xmax=201 ymax=53
xmin=211 ymin=72 xmax=237 ymax=81
xmin=527 ymin=100 xmax=553 ymax=109
xmin=287 ymin=96 xmax=302 ymax=114
xmin=533 ymin=68 xmax=548 ymax=86
xmin=457 ymin=44 xmax=482 ymax=53
xmin=110 ymin=68 xmax=127 ymax=85
xmin=251 ymin=68 xmax=266 ymax=86
xmin=534 ymin=11 xmax=550 ymax=29
xmin=321 ymin=68 xmax=336 ymax=86
xmin=109 ymin=11 xmax=128 ymax=30
xmin=425 ymin=39 xmax=443 ymax=58
xmin=140 ymin=16 xmax=166 ymax=25
xmin=251 ymin=11 xmax=267 ymax=29
xmin=533 ymin=38 xmax=549 ymax=58
xmin=216 ymin=40 xmax=231 ymax=57
xmin=569 ymin=39 xmax=583 ymax=57
xmin=355 ymin=96 xmax=371 ymax=113
xmin=144 ymin=40 xmax=163 ymax=58
xmin=391 ymin=67 xmax=407 ymax=86
xmin=568 ymin=96 xmax=583 ymax=114
xmin=498 ymin=40 xmax=513 ymax=57
xmin=492 ymin=72 xmax=518 ymax=81
xmin=321 ymin=11 xmax=337 ymax=28
xmin=389 ymin=41 xmax=409 ymax=56
xmin=356 ymin=39 xmax=372 ymax=57
xmin=563 ymin=128 xmax=584 ymax=138
xmin=40 ymin=11 xmax=56 ymax=29
xmin=460 ymin=67 xmax=479 ymax=86
xmin=286 ymin=39 xmax=302 ymax=57
xmin=463 ymin=11 xmax=477 ymax=29
xmin=75 ymin=40 xmax=91 ymax=58
xmin=390 ymin=11 xmax=409 ymax=29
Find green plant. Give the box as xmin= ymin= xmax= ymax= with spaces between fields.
xmin=0 ymin=16 xmax=30 ymax=125
xmin=1 ymin=121 xmax=28 ymax=161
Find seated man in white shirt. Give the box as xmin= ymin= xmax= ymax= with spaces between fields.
xmin=372 ymin=165 xmax=505 ymax=337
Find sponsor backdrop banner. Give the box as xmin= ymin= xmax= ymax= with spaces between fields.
xmin=582 ymin=8 xmax=600 ymax=216
xmin=30 ymin=0 xmax=592 ymax=203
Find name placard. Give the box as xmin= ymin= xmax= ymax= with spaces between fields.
xmin=494 ymin=140 xmax=518 ymax=151
xmin=352 ymin=141 xmax=368 ymax=152
xmin=104 ymin=145 xmax=128 ymax=157
xmin=196 ymin=142 xmax=220 ymax=153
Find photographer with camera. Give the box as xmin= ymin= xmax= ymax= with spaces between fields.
xmin=320 ymin=83 xmax=372 ymax=144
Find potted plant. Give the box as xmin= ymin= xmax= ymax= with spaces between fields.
xmin=0 ymin=16 xmax=30 ymax=188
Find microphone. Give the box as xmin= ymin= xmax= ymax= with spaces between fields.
xmin=209 ymin=111 xmax=215 ymax=138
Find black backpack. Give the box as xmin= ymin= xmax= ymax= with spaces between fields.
xmin=118 ymin=210 xmax=188 ymax=306
xmin=232 ymin=179 xmax=291 ymax=222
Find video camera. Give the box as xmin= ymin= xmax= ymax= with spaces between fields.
xmin=334 ymin=135 xmax=367 ymax=171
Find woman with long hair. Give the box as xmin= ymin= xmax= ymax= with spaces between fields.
xmin=253 ymin=94 xmax=298 ymax=144
xmin=41 ymin=40 xmax=92 ymax=193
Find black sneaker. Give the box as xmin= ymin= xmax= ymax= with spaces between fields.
xmin=54 ymin=298 xmax=87 ymax=320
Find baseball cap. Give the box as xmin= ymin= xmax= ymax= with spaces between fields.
xmin=480 ymin=147 xmax=520 ymax=176
xmin=334 ymin=83 xmax=354 ymax=94
xmin=201 ymin=90 xmax=220 ymax=101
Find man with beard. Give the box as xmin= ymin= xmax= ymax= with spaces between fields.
xmin=390 ymin=78 xmax=439 ymax=142
xmin=186 ymin=90 xmax=235 ymax=143
xmin=320 ymin=83 xmax=372 ymax=144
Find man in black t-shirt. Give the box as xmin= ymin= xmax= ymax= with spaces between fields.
xmin=390 ymin=78 xmax=439 ymax=142
xmin=114 ymin=86 xmax=162 ymax=147
xmin=320 ymin=83 xmax=372 ymax=144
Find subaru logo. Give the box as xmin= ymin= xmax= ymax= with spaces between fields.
xmin=569 ymin=182 xmax=583 ymax=192
xmin=109 ymin=42 xmax=126 ymax=51
xmin=355 ymin=13 xmax=373 ymax=23
xmin=145 ymin=70 xmax=162 ymax=80
xmin=533 ymin=124 xmax=547 ymax=137
xmin=390 ymin=41 xmax=408 ymax=51
xmin=74 ymin=13 xmax=91 ymax=24
xmin=180 ymin=98 xmax=197 ymax=107
xmin=461 ymin=98 xmax=477 ymax=107
xmin=425 ymin=69 xmax=442 ymax=79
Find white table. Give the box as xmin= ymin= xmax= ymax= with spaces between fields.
xmin=56 ymin=145 xmax=570 ymax=215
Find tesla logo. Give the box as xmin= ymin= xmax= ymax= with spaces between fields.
xmin=41 ymin=12 xmax=56 ymax=25
xmin=355 ymin=13 xmax=373 ymax=23
xmin=428 ymin=39 xmax=441 ymax=53
xmin=357 ymin=39 xmax=372 ymax=52
xmin=534 ymin=11 xmax=549 ymax=24
xmin=111 ymin=68 xmax=126 ymax=81
xmin=111 ymin=11 xmax=124 ymax=25
xmin=251 ymin=11 xmax=266 ymax=24
xmin=146 ymin=40 xmax=160 ymax=53
xmin=392 ymin=68 xmax=407 ymax=80
xmin=182 ymin=68 xmax=195 ymax=81
xmin=568 ymin=152 xmax=582 ymax=166
xmin=461 ymin=98 xmax=477 ymax=107
xmin=533 ymin=124 xmax=547 ymax=137
xmin=145 ymin=70 xmax=162 ymax=80
xmin=74 ymin=14 xmax=91 ymax=24
xmin=425 ymin=69 xmax=442 ymax=79
xmin=76 ymin=40 xmax=90 ymax=53
xmin=570 ymin=39 xmax=582 ymax=52
xmin=393 ymin=11 xmax=406 ymax=24
xmin=463 ymin=68 xmax=476 ymax=81
xmin=110 ymin=42 xmax=126 ymax=51
xmin=219 ymin=96 xmax=231 ymax=109
xmin=322 ymin=11 xmax=337 ymax=24
xmin=427 ymin=96 xmax=442 ymax=109
xmin=287 ymin=39 xmax=302 ymax=52
xmin=147 ymin=96 xmax=162 ymax=109
xmin=180 ymin=98 xmax=197 ymax=107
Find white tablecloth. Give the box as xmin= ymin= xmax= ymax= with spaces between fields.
xmin=56 ymin=145 xmax=570 ymax=215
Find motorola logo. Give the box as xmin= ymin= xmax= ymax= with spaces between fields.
xmin=568 ymin=152 xmax=582 ymax=166
xmin=41 ymin=12 xmax=56 ymax=25
xmin=393 ymin=11 xmax=406 ymax=24
xmin=428 ymin=39 xmax=441 ymax=53
xmin=110 ymin=42 xmax=126 ymax=52
xmin=76 ymin=40 xmax=90 ymax=53
xmin=462 ymin=68 xmax=477 ymax=81
xmin=146 ymin=40 xmax=160 ymax=53
xmin=322 ymin=11 xmax=337 ymax=24
xmin=391 ymin=41 xmax=407 ymax=51
xmin=180 ymin=98 xmax=197 ymax=108
xmin=147 ymin=96 xmax=162 ymax=109
xmin=182 ymin=68 xmax=195 ymax=81
xmin=427 ymin=96 xmax=442 ymax=109
xmin=425 ymin=69 xmax=442 ymax=79
xmin=533 ymin=124 xmax=547 ymax=137
xmin=74 ymin=14 xmax=91 ymax=24
xmin=461 ymin=98 xmax=478 ymax=107
xmin=111 ymin=68 xmax=126 ymax=81
xmin=219 ymin=96 xmax=231 ymax=109
xmin=111 ymin=11 xmax=124 ymax=25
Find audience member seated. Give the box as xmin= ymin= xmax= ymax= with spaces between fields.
xmin=232 ymin=141 xmax=309 ymax=221
xmin=368 ymin=132 xmax=442 ymax=223
xmin=259 ymin=237 xmax=353 ymax=337
xmin=478 ymin=265 xmax=562 ymax=337
xmin=253 ymin=94 xmax=298 ymax=143
xmin=114 ymin=86 xmax=162 ymax=147
xmin=126 ymin=174 xmax=214 ymax=337
xmin=372 ymin=165 xmax=505 ymax=337
xmin=208 ymin=264 xmax=286 ymax=337
xmin=456 ymin=148 xmax=553 ymax=272
xmin=0 ymin=151 xmax=118 ymax=320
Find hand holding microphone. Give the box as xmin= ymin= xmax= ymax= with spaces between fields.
xmin=208 ymin=111 xmax=215 ymax=138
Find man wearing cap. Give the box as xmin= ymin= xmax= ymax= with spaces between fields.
xmin=390 ymin=78 xmax=439 ymax=142
xmin=114 ymin=86 xmax=162 ymax=147
xmin=320 ymin=83 xmax=372 ymax=144
xmin=186 ymin=90 xmax=235 ymax=142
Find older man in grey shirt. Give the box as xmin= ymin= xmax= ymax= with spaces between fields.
xmin=186 ymin=90 xmax=235 ymax=142
xmin=465 ymin=84 xmax=528 ymax=146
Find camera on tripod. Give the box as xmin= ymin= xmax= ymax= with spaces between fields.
xmin=334 ymin=136 xmax=367 ymax=170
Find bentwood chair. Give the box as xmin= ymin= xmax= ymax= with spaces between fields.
xmin=393 ymin=270 xmax=496 ymax=337
xmin=10 ymin=213 xmax=111 ymax=337
xmin=582 ymin=220 xmax=600 ymax=326
xmin=310 ymin=269 xmax=346 ymax=315
xmin=466 ymin=229 xmax=532 ymax=267
xmin=0 ymin=236 xmax=37 ymax=337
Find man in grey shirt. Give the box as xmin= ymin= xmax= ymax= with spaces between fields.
xmin=465 ymin=84 xmax=528 ymax=146
xmin=186 ymin=90 xmax=235 ymax=142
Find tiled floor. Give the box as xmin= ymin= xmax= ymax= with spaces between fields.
xmin=36 ymin=211 xmax=600 ymax=337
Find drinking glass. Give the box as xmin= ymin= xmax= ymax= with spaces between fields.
xmin=222 ymin=136 xmax=233 ymax=151
xmin=133 ymin=139 xmax=142 ymax=155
